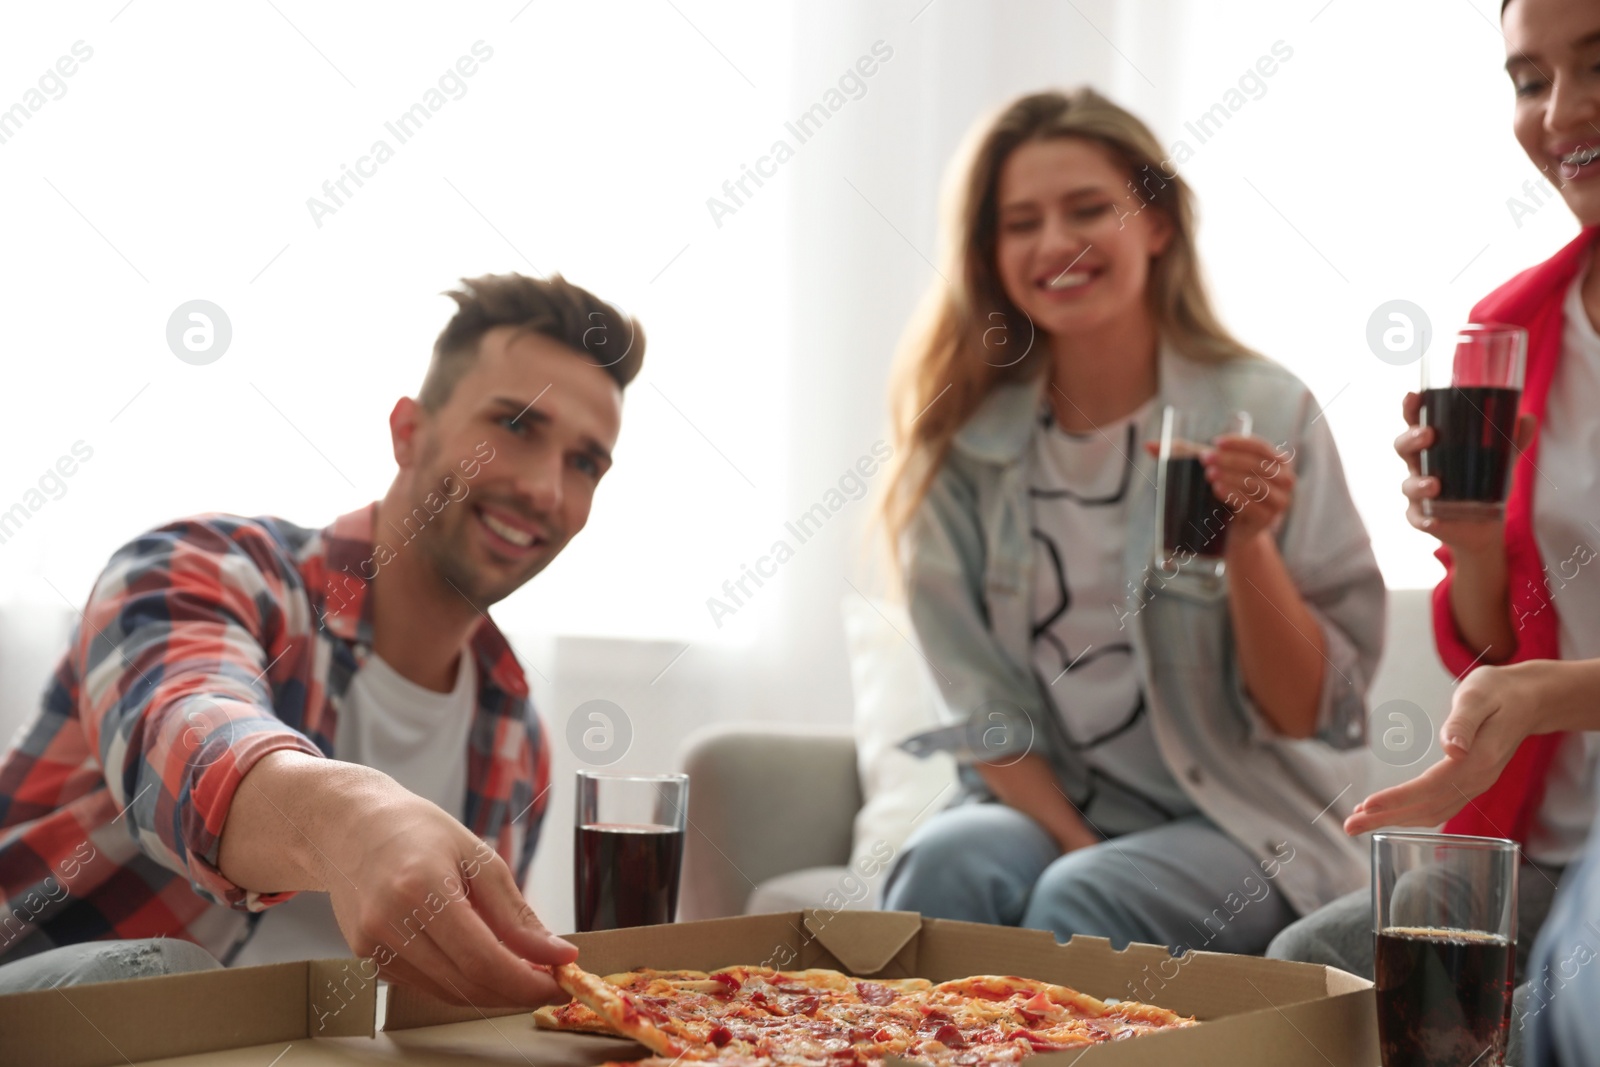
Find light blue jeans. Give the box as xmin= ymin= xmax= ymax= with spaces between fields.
xmin=883 ymin=804 xmax=1297 ymax=955
xmin=0 ymin=938 xmax=220 ymax=993
xmin=1522 ymin=821 xmax=1600 ymax=1067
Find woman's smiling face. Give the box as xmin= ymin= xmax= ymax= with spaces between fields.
xmin=1505 ymin=0 xmax=1600 ymax=226
xmin=992 ymin=137 xmax=1172 ymax=343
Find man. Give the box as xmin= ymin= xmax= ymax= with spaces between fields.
xmin=0 ymin=273 xmax=643 ymax=1005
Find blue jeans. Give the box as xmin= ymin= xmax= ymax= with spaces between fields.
xmin=0 ymin=938 xmax=220 ymax=993
xmin=1522 ymin=824 xmax=1600 ymax=1067
xmin=883 ymin=804 xmax=1297 ymax=955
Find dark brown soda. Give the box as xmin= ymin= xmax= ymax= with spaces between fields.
xmin=1161 ymin=455 xmax=1232 ymax=558
xmin=1374 ymin=926 xmax=1512 ymax=1067
xmin=574 ymin=822 xmax=684 ymax=932
xmin=1419 ymin=387 xmax=1521 ymax=503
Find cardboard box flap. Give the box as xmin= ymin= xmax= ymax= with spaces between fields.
xmin=803 ymin=909 xmax=922 ymax=975
xmin=306 ymin=957 xmax=382 ymax=1037
xmin=0 ymin=957 xmax=373 ymax=1067
xmin=386 ymin=982 xmax=528 ymax=1032
xmin=1323 ymin=963 xmax=1373 ymax=996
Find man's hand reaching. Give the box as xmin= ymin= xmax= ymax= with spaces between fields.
xmin=323 ymin=785 xmax=575 ymax=1007
xmin=219 ymin=751 xmax=577 ymax=1008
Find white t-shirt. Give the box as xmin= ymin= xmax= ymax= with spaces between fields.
xmin=214 ymin=648 xmax=478 ymax=966
xmin=1027 ymin=397 xmax=1196 ymax=838
xmin=1525 ymin=267 xmax=1600 ymax=867
xmin=335 ymin=650 xmax=475 ymax=820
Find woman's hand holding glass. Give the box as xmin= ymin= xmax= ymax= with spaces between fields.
xmin=1202 ymin=433 xmax=1294 ymax=546
xmin=1394 ymin=392 xmax=1536 ymax=554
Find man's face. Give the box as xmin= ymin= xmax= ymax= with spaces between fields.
xmin=393 ymin=326 xmax=624 ymax=609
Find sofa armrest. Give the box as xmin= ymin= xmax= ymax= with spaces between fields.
xmin=677 ymin=722 xmax=861 ymax=920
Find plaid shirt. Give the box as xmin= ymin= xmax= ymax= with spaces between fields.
xmin=0 ymin=504 xmax=550 ymax=960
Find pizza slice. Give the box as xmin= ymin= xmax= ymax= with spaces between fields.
xmin=547 ymin=962 xmax=696 ymax=1058
xmin=540 ymin=967 xmax=748 ymax=1049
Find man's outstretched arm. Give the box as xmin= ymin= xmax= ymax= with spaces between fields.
xmin=220 ymin=751 xmax=575 ymax=1007
xmin=77 ymin=519 xmax=574 ymax=1007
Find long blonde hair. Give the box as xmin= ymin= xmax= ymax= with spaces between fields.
xmin=878 ymin=88 xmax=1257 ymax=571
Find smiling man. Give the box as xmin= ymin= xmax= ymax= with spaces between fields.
xmin=0 ymin=274 xmax=642 ymax=1004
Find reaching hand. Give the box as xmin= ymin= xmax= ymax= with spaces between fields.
xmin=219 ymin=752 xmax=576 ymax=1008
xmin=320 ymin=786 xmax=578 ymax=1008
xmin=1343 ymin=664 xmax=1545 ymax=836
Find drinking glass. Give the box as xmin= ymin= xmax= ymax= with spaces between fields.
xmin=1419 ymin=324 xmax=1528 ymax=522
xmin=1373 ymin=832 xmax=1518 ymax=1067
xmin=1154 ymin=406 xmax=1252 ymax=581
xmin=573 ymin=770 xmax=689 ymax=932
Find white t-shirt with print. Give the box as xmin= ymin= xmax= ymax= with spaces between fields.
xmin=1027 ymin=397 xmax=1197 ymax=838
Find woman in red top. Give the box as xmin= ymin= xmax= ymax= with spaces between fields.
xmin=1268 ymin=0 xmax=1600 ymax=1030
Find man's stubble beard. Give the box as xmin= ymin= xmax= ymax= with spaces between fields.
xmin=416 ymin=497 xmax=546 ymax=612
xmin=407 ymin=434 xmax=554 ymax=612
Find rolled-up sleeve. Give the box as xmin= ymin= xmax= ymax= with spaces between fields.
xmin=76 ymin=522 xmax=324 ymax=911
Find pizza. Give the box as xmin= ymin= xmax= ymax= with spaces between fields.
xmin=550 ymin=962 xmax=688 ymax=1058
xmin=533 ymin=963 xmax=1196 ymax=1065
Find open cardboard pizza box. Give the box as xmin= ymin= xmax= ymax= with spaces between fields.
xmin=0 ymin=910 xmax=1379 ymax=1066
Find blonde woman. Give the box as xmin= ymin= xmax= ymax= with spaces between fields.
xmin=878 ymin=89 xmax=1385 ymax=955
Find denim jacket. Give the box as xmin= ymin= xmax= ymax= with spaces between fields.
xmin=904 ymin=347 xmax=1386 ymax=917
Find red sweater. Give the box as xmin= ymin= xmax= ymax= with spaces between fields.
xmin=1438 ymin=226 xmax=1597 ymax=843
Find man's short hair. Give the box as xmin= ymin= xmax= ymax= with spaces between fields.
xmin=420 ymin=273 xmax=645 ymax=411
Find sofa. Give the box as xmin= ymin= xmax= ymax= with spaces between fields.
xmin=678 ymin=588 xmax=1456 ymax=920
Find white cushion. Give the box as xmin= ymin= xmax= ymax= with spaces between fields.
xmin=841 ymin=596 xmax=959 ymax=876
